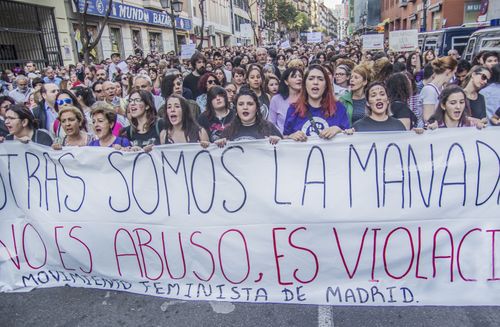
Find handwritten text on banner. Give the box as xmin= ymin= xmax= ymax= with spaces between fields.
xmin=0 ymin=129 xmax=499 ymax=305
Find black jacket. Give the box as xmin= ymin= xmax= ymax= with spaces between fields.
xmin=32 ymin=100 xmax=48 ymax=130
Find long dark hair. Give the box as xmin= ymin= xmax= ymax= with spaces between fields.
xmin=278 ymin=67 xmax=303 ymax=100
xmin=71 ymin=86 xmax=96 ymax=107
xmin=203 ymin=86 xmax=229 ymax=121
xmin=163 ymin=95 xmax=202 ymax=142
xmin=222 ymin=88 xmax=276 ymax=140
xmin=127 ymin=89 xmax=157 ymax=133
xmin=386 ymin=72 xmax=412 ymax=102
xmin=429 ymin=85 xmax=470 ymax=127
xmin=160 ymin=72 xmax=182 ymax=98
xmin=7 ymin=104 xmax=38 ymax=130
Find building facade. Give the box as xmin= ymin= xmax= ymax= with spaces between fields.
xmin=380 ymin=0 xmax=483 ymax=32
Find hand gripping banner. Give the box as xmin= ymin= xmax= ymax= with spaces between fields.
xmin=0 ymin=128 xmax=499 ymax=306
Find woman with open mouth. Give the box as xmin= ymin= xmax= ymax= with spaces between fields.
xmin=88 ymin=103 xmax=131 ymax=149
xmin=350 ymin=82 xmax=406 ymax=132
xmin=120 ymin=89 xmax=161 ymax=149
xmin=1 ymin=103 xmax=53 ymax=146
xmin=215 ymin=88 xmax=282 ymax=147
xmin=283 ymin=65 xmax=350 ymax=142
xmin=51 ymin=106 xmax=94 ymax=149
xmin=427 ymin=85 xmax=485 ymax=129
xmin=339 ymin=64 xmax=371 ymax=126
xmin=160 ymin=95 xmax=209 ymax=147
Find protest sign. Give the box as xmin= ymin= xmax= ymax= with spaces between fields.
xmin=307 ymin=32 xmax=322 ymax=43
xmin=389 ymin=29 xmax=418 ymax=52
xmin=180 ymin=44 xmax=196 ymax=60
xmin=1 ymin=129 xmax=499 ymax=305
xmin=241 ymin=24 xmax=252 ymax=39
xmin=362 ymin=34 xmax=384 ymax=50
xmin=280 ymin=40 xmax=291 ymax=49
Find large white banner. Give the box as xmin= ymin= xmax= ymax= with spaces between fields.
xmin=1 ymin=129 xmax=499 ymax=306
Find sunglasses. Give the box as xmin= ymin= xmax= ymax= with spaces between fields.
xmin=477 ymin=73 xmax=489 ymax=81
xmin=207 ymin=80 xmax=217 ymax=85
xmin=56 ymin=98 xmax=73 ymax=106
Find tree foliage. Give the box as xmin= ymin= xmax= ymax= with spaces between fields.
xmin=264 ymin=0 xmax=297 ymax=29
xmin=291 ymin=12 xmax=311 ymax=32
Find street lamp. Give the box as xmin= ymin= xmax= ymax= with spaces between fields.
xmin=160 ymin=0 xmax=183 ymax=55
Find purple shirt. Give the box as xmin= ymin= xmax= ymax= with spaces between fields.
xmin=268 ymin=94 xmax=290 ymax=133
xmin=89 ymin=136 xmax=131 ymax=147
xmin=283 ymin=102 xmax=350 ymax=136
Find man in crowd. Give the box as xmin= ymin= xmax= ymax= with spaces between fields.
xmin=213 ymin=51 xmax=231 ymax=82
xmin=32 ymin=83 xmax=59 ymax=133
xmin=95 ymin=68 xmax=108 ymax=82
xmin=183 ymin=52 xmax=207 ymax=99
xmin=133 ymin=75 xmax=164 ymax=110
xmin=42 ymin=66 xmax=62 ymax=86
xmin=25 ymin=61 xmax=39 ymax=80
xmin=92 ymin=81 xmax=106 ymax=101
xmin=84 ymin=66 xmax=97 ymax=86
xmin=9 ymin=75 xmax=32 ymax=104
xmin=255 ymin=47 xmax=268 ymax=66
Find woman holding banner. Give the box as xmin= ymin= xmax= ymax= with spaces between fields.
xmin=88 ymin=102 xmax=131 ymax=149
xmin=51 ymin=106 xmax=94 ymax=149
xmin=160 ymin=95 xmax=209 ymax=146
xmin=283 ymin=65 xmax=349 ymax=141
xmin=215 ymin=88 xmax=281 ymax=146
xmin=1 ymin=104 xmax=53 ymax=146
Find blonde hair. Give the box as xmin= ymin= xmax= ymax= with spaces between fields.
xmin=57 ymin=105 xmax=84 ymax=123
xmin=352 ymin=63 xmax=373 ymax=85
xmin=287 ymin=59 xmax=304 ymax=70
xmin=431 ymin=56 xmax=458 ymax=75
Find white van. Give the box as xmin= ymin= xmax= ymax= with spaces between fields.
xmin=463 ymin=27 xmax=500 ymax=62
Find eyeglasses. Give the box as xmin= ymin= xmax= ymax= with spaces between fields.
xmin=207 ymin=80 xmax=217 ymax=85
xmin=335 ymin=73 xmax=346 ymax=76
xmin=129 ymin=98 xmax=144 ymax=104
xmin=4 ymin=116 xmax=20 ymax=122
xmin=56 ymin=98 xmax=73 ymax=106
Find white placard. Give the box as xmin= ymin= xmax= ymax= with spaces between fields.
xmin=180 ymin=44 xmax=196 ymax=60
xmin=362 ymin=34 xmax=385 ymax=50
xmin=307 ymin=32 xmax=322 ymax=43
xmin=389 ymin=29 xmax=419 ymax=52
xmin=241 ymin=23 xmax=252 ymax=39
xmin=280 ymin=40 xmax=291 ymax=49
xmin=1 ymin=129 xmax=500 ymax=306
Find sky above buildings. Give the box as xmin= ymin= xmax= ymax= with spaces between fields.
xmin=324 ymin=0 xmax=342 ymax=10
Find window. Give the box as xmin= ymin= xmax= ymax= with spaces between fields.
xmin=148 ymin=32 xmax=163 ymax=53
xmin=131 ymin=29 xmax=142 ymax=54
xmin=109 ymin=27 xmax=123 ymax=57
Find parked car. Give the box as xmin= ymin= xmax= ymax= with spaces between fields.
xmin=463 ymin=26 xmax=500 ymax=62
xmin=418 ymin=26 xmax=479 ymax=57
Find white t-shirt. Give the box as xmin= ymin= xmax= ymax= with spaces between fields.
xmin=419 ymin=83 xmax=440 ymax=106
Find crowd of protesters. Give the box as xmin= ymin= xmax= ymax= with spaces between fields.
xmin=0 ymin=39 xmax=498 ymax=149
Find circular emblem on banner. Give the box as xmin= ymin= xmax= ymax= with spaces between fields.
xmin=96 ymin=0 xmax=105 ymax=14
xmin=301 ymin=116 xmax=328 ymax=136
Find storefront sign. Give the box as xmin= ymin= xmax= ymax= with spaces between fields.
xmin=77 ymin=0 xmax=192 ymax=31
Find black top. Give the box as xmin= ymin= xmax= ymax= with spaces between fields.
xmin=121 ymin=122 xmax=161 ymax=147
xmin=197 ymin=110 xmax=235 ymax=142
xmin=468 ymin=94 xmax=486 ymax=119
xmin=352 ymin=116 xmax=406 ymax=132
xmin=183 ymin=73 xmax=201 ymax=99
xmin=258 ymin=92 xmax=270 ymax=120
xmin=226 ymin=121 xmax=283 ymax=141
xmin=6 ymin=128 xmax=53 ymax=146
xmin=0 ymin=120 xmax=8 ymax=137
xmin=390 ymin=100 xmax=417 ymax=129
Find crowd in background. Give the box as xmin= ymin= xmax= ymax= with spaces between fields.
xmin=0 ymin=38 xmax=499 ymax=150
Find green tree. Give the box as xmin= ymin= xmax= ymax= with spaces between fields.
xmin=292 ymin=12 xmax=311 ymax=32
xmin=276 ymin=0 xmax=297 ymax=30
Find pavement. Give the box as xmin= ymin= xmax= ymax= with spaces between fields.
xmin=1 ymin=287 xmax=500 ymax=327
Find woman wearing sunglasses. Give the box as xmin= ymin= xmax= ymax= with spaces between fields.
xmin=53 ymin=90 xmax=89 ymax=138
xmin=196 ymin=72 xmax=220 ymax=113
xmin=463 ymin=66 xmax=491 ymax=120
